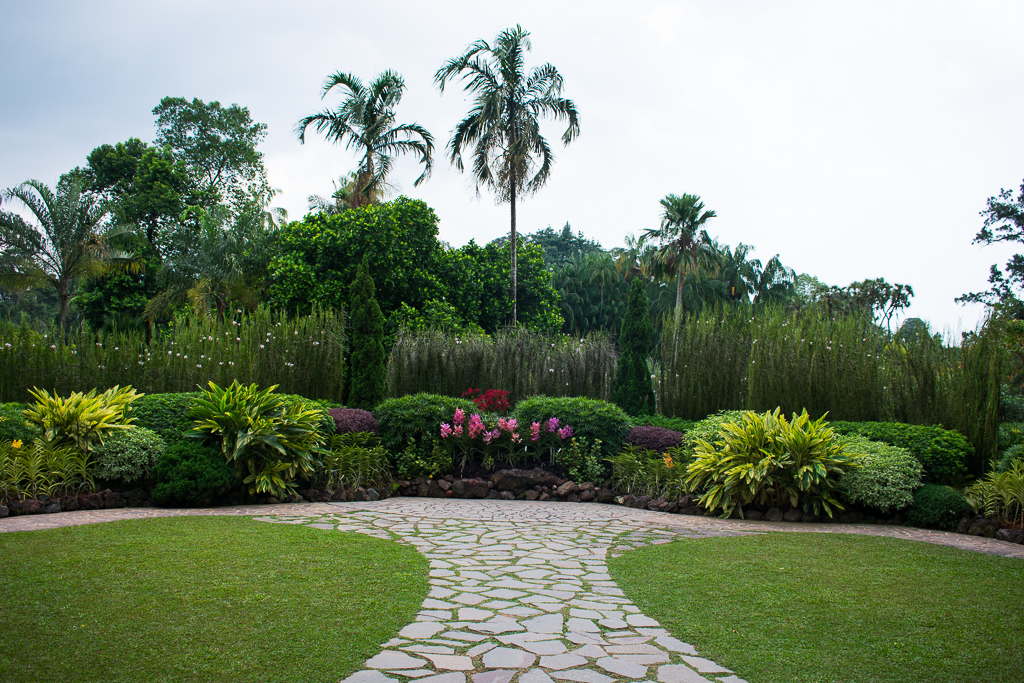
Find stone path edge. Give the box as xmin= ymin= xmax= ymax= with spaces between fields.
xmin=1 ymin=499 xmax=1022 ymax=560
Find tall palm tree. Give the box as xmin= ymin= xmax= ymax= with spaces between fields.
xmin=307 ymin=171 xmax=387 ymax=215
xmin=0 ymin=177 xmax=121 ymax=327
xmin=436 ymin=25 xmax=580 ymax=325
xmin=297 ymin=70 xmax=434 ymax=209
xmin=641 ymin=194 xmax=720 ymax=313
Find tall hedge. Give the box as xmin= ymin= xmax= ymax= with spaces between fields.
xmin=611 ymin=278 xmax=655 ymax=416
xmin=347 ymin=257 xmax=386 ymax=410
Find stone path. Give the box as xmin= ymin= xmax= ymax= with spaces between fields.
xmin=258 ymin=498 xmax=754 ymax=683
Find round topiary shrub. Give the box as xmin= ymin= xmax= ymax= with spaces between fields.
xmin=151 ymin=441 xmax=236 ymax=507
xmin=375 ymin=393 xmax=478 ymax=460
xmin=91 ymin=426 xmax=166 ymax=485
xmin=905 ymin=484 xmax=974 ymax=531
xmin=328 ymin=408 xmax=379 ymax=435
xmin=838 ymin=436 xmax=923 ymax=514
xmin=625 ymin=425 xmax=684 ymax=453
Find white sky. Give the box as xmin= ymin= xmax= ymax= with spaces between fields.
xmin=3 ymin=0 xmax=1023 ymax=333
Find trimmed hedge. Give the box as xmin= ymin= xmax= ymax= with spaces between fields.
xmin=625 ymin=426 xmax=684 ymax=453
xmin=831 ymin=421 xmax=971 ymax=484
xmin=375 ymin=393 xmax=478 ymax=461
xmin=151 ymin=440 xmax=236 ymax=506
xmin=838 ymin=436 xmax=923 ymax=514
xmin=131 ymin=392 xmax=202 ymax=445
xmin=904 ymin=483 xmax=974 ymax=530
xmin=513 ymin=396 xmax=632 ymax=457
xmin=92 ymin=426 xmax=166 ymax=485
xmin=631 ymin=415 xmax=696 ymax=433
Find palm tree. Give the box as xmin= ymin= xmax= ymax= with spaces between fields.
xmin=436 ymin=25 xmax=580 ymax=325
xmin=641 ymin=194 xmax=720 ymax=313
xmin=0 ymin=177 xmax=121 ymax=328
xmin=296 ymin=71 xmax=433 ymax=210
xmin=145 ymin=205 xmax=256 ymax=323
xmin=307 ymin=171 xmax=387 ymax=215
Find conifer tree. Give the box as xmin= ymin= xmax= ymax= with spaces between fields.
xmin=347 ymin=256 xmax=386 ymax=409
xmin=611 ymin=277 xmax=655 ymax=415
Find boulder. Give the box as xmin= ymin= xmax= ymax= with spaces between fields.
xmin=538 ymin=493 xmax=551 ymax=501
xmin=416 ymin=483 xmax=430 ymax=497
xmin=957 ymin=518 xmax=973 ymax=534
xmin=579 ymin=489 xmax=596 ymax=502
xmin=968 ymin=519 xmax=1001 ymax=538
xmin=523 ymin=490 xmax=540 ymax=501
xmin=595 ymin=488 xmax=616 ymax=504
xmin=765 ymin=507 xmax=783 ymax=522
xmin=331 ymin=486 xmax=348 ymax=502
xmin=79 ymin=493 xmax=103 ymax=509
xmin=680 ymin=505 xmax=703 ymax=516
xmin=103 ymin=491 xmax=125 ymax=508
xmin=556 ymin=481 xmax=578 ymax=497
xmin=783 ymin=508 xmax=803 ymax=522
xmin=634 ymin=495 xmax=652 ymax=510
xmin=744 ymin=510 xmax=764 ymax=521
xmin=499 ymin=491 xmax=515 ymax=500
xmin=648 ymin=499 xmax=669 ymax=512
xmin=44 ymin=501 xmax=61 ymax=514
xmin=996 ymin=528 xmax=1024 ymax=544
xmin=60 ymin=495 xmax=80 ymax=511
xmin=437 ymin=479 xmax=452 ymax=492
xmin=20 ymin=499 xmax=45 ymax=515
xmin=578 ymin=482 xmax=595 ymax=492
xmin=0 ymin=504 xmax=7 ymax=518
xmin=566 ymin=493 xmax=579 ymax=502
xmin=366 ymin=489 xmax=381 ymax=501
xmin=492 ymin=468 xmax=562 ymax=493
xmin=452 ymin=479 xmax=490 ymax=499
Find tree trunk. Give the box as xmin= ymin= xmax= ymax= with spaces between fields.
xmin=675 ymin=269 xmax=684 ymax=312
xmin=510 ymin=182 xmax=517 ymax=326
xmin=58 ymin=287 xmax=69 ymax=330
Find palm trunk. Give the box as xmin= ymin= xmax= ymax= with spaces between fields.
xmin=510 ymin=183 xmax=517 ymax=326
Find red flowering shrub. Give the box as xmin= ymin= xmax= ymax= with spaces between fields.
xmin=625 ymin=425 xmax=684 ymax=453
xmin=328 ymin=408 xmax=379 ymax=435
xmin=461 ymin=387 xmax=511 ymax=412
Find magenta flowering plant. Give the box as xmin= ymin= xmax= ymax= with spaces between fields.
xmin=439 ymin=410 xmax=575 ymax=472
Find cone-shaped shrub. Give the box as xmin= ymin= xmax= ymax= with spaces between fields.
xmin=611 ymin=278 xmax=655 ymax=415
xmin=348 ymin=256 xmax=386 ymax=410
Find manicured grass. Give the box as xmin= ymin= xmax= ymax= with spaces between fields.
xmin=0 ymin=516 xmax=429 ymax=683
xmin=609 ymin=533 xmax=1024 ymax=683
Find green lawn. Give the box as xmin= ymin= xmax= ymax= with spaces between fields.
xmin=609 ymin=533 xmax=1024 ymax=683
xmin=0 ymin=516 xmax=428 ymax=683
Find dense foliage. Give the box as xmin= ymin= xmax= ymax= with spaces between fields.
xmin=607 ymin=444 xmax=687 ymax=500
xmin=150 ymin=440 xmax=236 ymax=506
xmin=131 ymin=392 xmax=202 ymax=444
xmin=837 ymin=436 xmax=923 ymax=513
xmin=23 ymin=385 xmax=141 ymax=454
xmin=831 ymin=421 xmax=972 ymax=484
xmin=328 ymin=408 xmax=379 ymax=435
xmin=91 ymin=426 xmax=166 ymax=485
xmin=0 ymin=438 xmax=93 ymax=502
xmin=905 ymin=484 xmax=974 ymax=530
xmin=0 ymin=403 xmax=36 ymax=444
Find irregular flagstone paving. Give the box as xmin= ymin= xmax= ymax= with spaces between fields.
xmin=257 ymin=499 xmax=760 ymax=683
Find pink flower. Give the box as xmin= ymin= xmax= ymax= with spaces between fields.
xmin=483 ymin=428 xmax=500 ymax=445
xmin=453 ymin=424 xmax=463 ymax=437
xmin=469 ymin=414 xmax=485 ymax=439
xmin=557 ymin=426 xmax=574 ymax=439
xmin=511 ymin=432 xmax=522 ymax=444
xmin=530 ymin=422 xmax=541 ymax=441
xmin=453 ymin=408 xmax=465 ymax=426
xmin=546 ymin=417 xmax=560 ymax=432
xmin=440 ymin=423 xmax=453 ymax=438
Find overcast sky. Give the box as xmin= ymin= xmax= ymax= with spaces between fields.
xmin=3 ymin=0 xmax=1023 ymax=334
